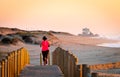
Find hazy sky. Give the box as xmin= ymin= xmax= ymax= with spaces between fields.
xmin=0 ymin=0 xmax=120 ymax=36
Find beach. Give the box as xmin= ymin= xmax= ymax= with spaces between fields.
xmin=0 ymin=33 xmax=120 ymax=66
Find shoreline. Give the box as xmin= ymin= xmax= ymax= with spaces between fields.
xmin=0 ymin=34 xmax=120 ymax=65
xmin=97 ymin=42 xmax=120 ymax=48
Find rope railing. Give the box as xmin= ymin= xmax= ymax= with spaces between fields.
xmin=0 ymin=47 xmax=30 ymax=77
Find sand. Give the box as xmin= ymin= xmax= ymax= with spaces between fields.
xmin=0 ymin=34 xmax=120 ymax=65
xmin=52 ymin=34 xmax=120 ymax=65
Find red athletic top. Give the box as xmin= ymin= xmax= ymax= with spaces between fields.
xmin=41 ymin=40 xmax=49 ymax=51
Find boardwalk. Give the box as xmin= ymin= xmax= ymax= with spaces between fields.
xmin=19 ymin=65 xmax=64 ymax=77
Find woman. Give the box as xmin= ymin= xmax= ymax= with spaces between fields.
xmin=40 ymin=36 xmax=50 ymax=65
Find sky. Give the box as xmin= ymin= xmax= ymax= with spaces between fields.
xmin=0 ymin=0 xmax=120 ymax=36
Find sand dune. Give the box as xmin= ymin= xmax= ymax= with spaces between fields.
xmin=53 ymin=33 xmax=118 ymax=45
xmin=0 ymin=27 xmax=120 ymax=65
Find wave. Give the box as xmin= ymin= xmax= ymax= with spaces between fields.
xmin=97 ymin=42 xmax=120 ymax=48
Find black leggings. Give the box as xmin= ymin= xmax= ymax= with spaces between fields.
xmin=42 ymin=50 xmax=49 ymax=61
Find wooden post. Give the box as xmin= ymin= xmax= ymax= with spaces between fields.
xmin=74 ymin=57 xmax=78 ymax=77
xmin=23 ymin=48 xmax=26 ymax=65
xmin=59 ymin=50 xmax=63 ymax=72
xmin=53 ymin=50 xmax=58 ymax=65
xmin=63 ymin=51 xmax=68 ymax=77
xmin=20 ymin=49 xmax=22 ymax=72
xmin=92 ymin=73 xmax=98 ymax=77
xmin=20 ymin=49 xmax=23 ymax=70
xmin=56 ymin=49 xmax=59 ymax=66
xmin=23 ymin=49 xmax=25 ymax=68
xmin=82 ymin=64 xmax=88 ymax=77
xmin=1 ymin=60 xmax=5 ymax=77
xmin=67 ymin=52 xmax=71 ymax=77
xmin=52 ymin=51 xmax=55 ymax=65
xmin=25 ymin=49 xmax=27 ymax=65
xmin=72 ymin=55 xmax=76 ymax=77
xmin=17 ymin=50 xmax=20 ymax=75
xmin=61 ymin=50 xmax=64 ymax=73
xmin=86 ymin=67 xmax=91 ymax=77
xmin=26 ymin=49 xmax=28 ymax=64
xmin=76 ymin=65 xmax=82 ymax=77
xmin=0 ymin=62 xmax=2 ymax=77
xmin=21 ymin=49 xmax=23 ymax=69
xmin=48 ymin=52 xmax=50 ymax=65
xmin=24 ymin=48 xmax=28 ymax=66
xmin=10 ymin=52 xmax=13 ymax=77
xmin=14 ymin=51 xmax=18 ymax=77
xmin=55 ymin=50 xmax=58 ymax=65
xmin=28 ymin=50 xmax=30 ymax=64
xmin=23 ymin=48 xmax=25 ymax=67
xmin=17 ymin=50 xmax=19 ymax=76
xmin=7 ymin=54 xmax=10 ymax=77
xmin=70 ymin=54 xmax=73 ymax=77
xmin=52 ymin=52 xmax=54 ymax=65
xmin=9 ymin=53 xmax=12 ymax=77
xmin=82 ymin=64 xmax=87 ymax=77
xmin=4 ymin=59 xmax=7 ymax=77
xmin=25 ymin=50 xmax=27 ymax=64
xmin=40 ymin=53 xmax=42 ymax=65
xmin=12 ymin=52 xmax=15 ymax=77
xmin=73 ymin=55 xmax=78 ymax=77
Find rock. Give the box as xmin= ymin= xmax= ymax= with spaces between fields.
xmin=1 ymin=37 xmax=12 ymax=44
xmin=22 ymin=36 xmax=33 ymax=44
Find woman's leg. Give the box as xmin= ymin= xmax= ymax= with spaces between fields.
xmin=42 ymin=51 xmax=46 ymax=65
xmin=44 ymin=50 xmax=49 ymax=64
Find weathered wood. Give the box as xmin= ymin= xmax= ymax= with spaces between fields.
xmin=17 ymin=50 xmax=21 ymax=75
xmin=63 ymin=51 xmax=68 ymax=77
xmin=67 ymin=52 xmax=71 ymax=77
xmin=82 ymin=64 xmax=88 ymax=77
xmin=1 ymin=60 xmax=5 ymax=77
xmin=0 ymin=47 xmax=30 ymax=77
xmin=14 ymin=51 xmax=18 ymax=77
xmin=48 ymin=52 xmax=50 ymax=65
xmin=7 ymin=55 xmax=10 ymax=77
xmin=0 ymin=62 xmax=1 ymax=77
xmin=4 ymin=59 xmax=7 ymax=77
xmin=76 ymin=65 xmax=82 ymax=77
xmin=19 ymin=65 xmax=64 ymax=77
xmin=92 ymin=73 xmax=98 ymax=77
xmin=40 ymin=53 xmax=42 ymax=65
xmin=52 ymin=47 xmax=81 ymax=77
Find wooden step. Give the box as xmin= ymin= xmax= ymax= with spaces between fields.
xmin=19 ymin=65 xmax=64 ymax=77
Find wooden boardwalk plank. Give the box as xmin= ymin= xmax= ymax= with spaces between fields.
xmin=19 ymin=65 xmax=64 ymax=77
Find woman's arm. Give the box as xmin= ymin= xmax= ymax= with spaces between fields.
xmin=40 ymin=41 xmax=42 ymax=47
xmin=48 ymin=41 xmax=50 ymax=47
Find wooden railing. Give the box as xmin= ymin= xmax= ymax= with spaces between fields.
xmin=0 ymin=47 xmax=30 ymax=77
xmin=52 ymin=47 xmax=120 ymax=77
xmin=89 ymin=62 xmax=120 ymax=77
xmin=92 ymin=72 xmax=120 ymax=77
xmin=52 ymin=47 xmax=90 ymax=77
xmin=89 ymin=62 xmax=120 ymax=70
